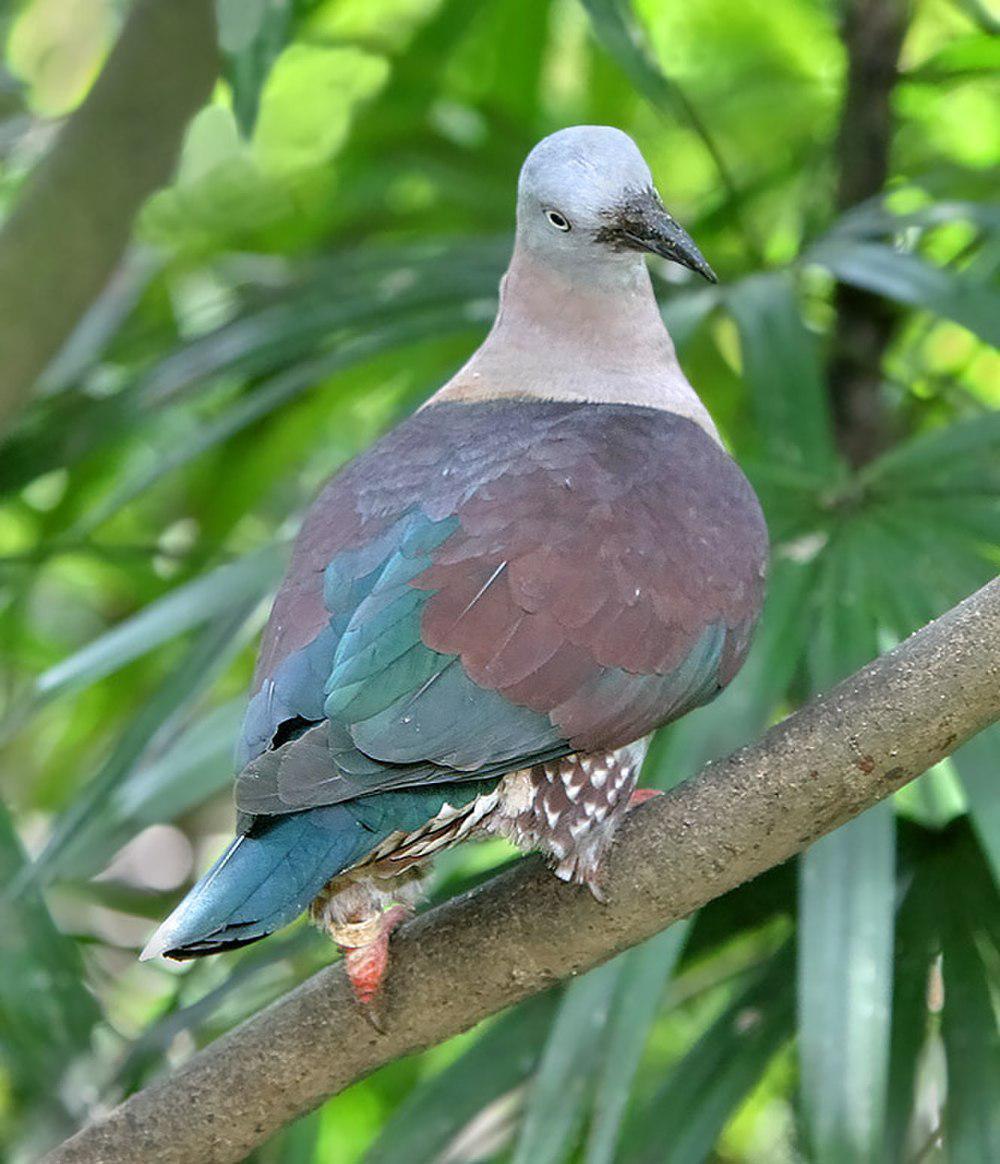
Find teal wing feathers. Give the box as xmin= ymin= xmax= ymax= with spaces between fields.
xmin=235 ymin=508 xmax=568 ymax=816
xmin=234 ymin=401 xmax=767 ymax=821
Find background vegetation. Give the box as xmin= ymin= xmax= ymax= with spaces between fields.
xmin=0 ymin=0 xmax=997 ymax=1161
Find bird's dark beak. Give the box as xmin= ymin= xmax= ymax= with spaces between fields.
xmin=602 ymin=189 xmax=717 ymax=283
xmin=630 ymin=212 xmax=718 ymax=284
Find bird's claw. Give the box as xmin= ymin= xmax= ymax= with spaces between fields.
xmin=585 ymin=873 xmax=610 ymax=905
xmin=628 ymin=786 xmax=662 ymax=810
xmin=332 ymin=903 xmax=410 ymax=1027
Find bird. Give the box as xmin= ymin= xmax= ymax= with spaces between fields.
xmin=141 ymin=125 xmax=768 ymax=1016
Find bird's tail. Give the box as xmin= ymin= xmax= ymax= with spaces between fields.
xmin=139 ymin=780 xmax=499 ymax=960
xmin=139 ymin=804 xmax=390 ymax=960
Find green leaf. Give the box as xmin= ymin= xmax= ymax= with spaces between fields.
xmin=75 ymin=306 xmax=477 ymax=533
xmin=861 ymin=410 xmax=1000 ymax=492
xmin=660 ymin=284 xmax=720 ymax=349
xmin=940 ymin=840 xmax=1000 ymax=1164
xmin=798 ymin=805 xmax=897 ymax=1164
xmin=114 ymin=928 xmax=320 ymax=1094
xmin=578 ymin=0 xmax=691 ymax=125
xmin=175 ymin=105 xmax=245 ymax=186
xmin=866 ymin=504 xmax=997 ymax=622
xmin=808 ymin=238 xmax=1000 ymax=347
xmin=905 ymin=33 xmax=1000 ymax=83
xmin=883 ymin=847 xmax=937 ymax=1163
xmin=951 ymin=0 xmax=1000 ymax=35
xmin=2 ymin=0 xmax=999 ymax=1151
xmin=253 ymin=45 xmax=390 ymax=174
xmin=624 ymin=944 xmax=796 ymax=1164
xmin=951 ymin=728 xmax=1000 ymax=887
xmin=258 ymin=1110 xmax=321 ymax=1164
xmin=0 ymin=239 xmax=504 ymax=502
xmin=577 ymin=0 xmax=753 ymax=242
xmin=29 ymin=545 xmax=283 ymax=705
xmin=110 ymin=697 xmax=245 ymax=826
xmin=365 ymin=993 xmax=557 ymax=1164
xmin=57 ymin=697 xmax=246 ymax=877
xmin=805 ymin=522 xmax=881 ymax=689
xmin=27 ymin=601 xmax=258 ymax=886
xmin=585 ymin=921 xmax=691 ymax=1164
xmin=894 ymin=759 xmax=967 ymax=830
xmin=799 ymin=540 xmax=895 ymax=1163
xmin=829 ymin=196 xmax=1000 ymax=241
xmin=727 ymin=271 xmax=839 ymax=476
xmin=0 ymin=798 xmax=99 ymax=1097
xmin=137 ymin=239 xmax=504 ymax=404
xmin=216 ymin=0 xmax=268 ymax=56
xmin=220 ymin=0 xmax=294 ymax=134
xmin=512 ymin=959 xmax=623 ymax=1164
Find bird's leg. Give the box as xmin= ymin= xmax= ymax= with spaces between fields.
xmin=312 ymin=871 xmax=428 ymax=1028
xmin=583 ymin=789 xmax=662 ymax=901
xmin=328 ymin=904 xmax=411 ymax=1026
xmin=628 ymin=786 xmax=662 ymax=808
xmin=487 ymin=739 xmax=655 ymax=906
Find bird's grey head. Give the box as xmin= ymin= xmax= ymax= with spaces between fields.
xmin=516 ymin=126 xmax=716 ymax=283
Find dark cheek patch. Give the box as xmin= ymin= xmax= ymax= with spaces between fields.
xmin=593 ymin=185 xmax=662 ymax=251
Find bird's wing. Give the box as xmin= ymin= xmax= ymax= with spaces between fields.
xmin=235 ymin=400 xmax=767 ymax=817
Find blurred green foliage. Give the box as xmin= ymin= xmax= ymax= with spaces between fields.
xmin=0 ymin=0 xmax=998 ymax=1161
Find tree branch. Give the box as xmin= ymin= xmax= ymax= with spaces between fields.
xmin=0 ymin=0 xmax=218 ymax=434
xmin=829 ymin=0 xmax=909 ymax=466
xmin=46 ymin=577 xmax=1000 ymax=1164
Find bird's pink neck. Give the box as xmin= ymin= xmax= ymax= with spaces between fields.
xmin=429 ymin=247 xmax=718 ymax=440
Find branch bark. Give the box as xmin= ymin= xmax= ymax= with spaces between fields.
xmin=46 ymin=577 xmax=1000 ymax=1164
xmin=829 ymin=0 xmax=909 ymax=466
xmin=0 ymin=0 xmax=218 ymax=434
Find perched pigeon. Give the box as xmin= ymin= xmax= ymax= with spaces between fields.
xmin=142 ymin=126 xmax=768 ymax=1011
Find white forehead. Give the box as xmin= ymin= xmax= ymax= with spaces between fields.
xmin=517 ymin=126 xmax=653 ymax=214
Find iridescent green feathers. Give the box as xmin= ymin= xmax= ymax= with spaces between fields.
xmin=235 ymin=401 xmax=767 ymax=818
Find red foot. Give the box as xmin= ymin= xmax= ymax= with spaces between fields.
xmin=628 ymin=787 xmax=663 ymax=808
xmin=340 ymin=904 xmax=409 ymax=1017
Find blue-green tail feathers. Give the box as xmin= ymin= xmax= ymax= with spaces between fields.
xmin=140 ymin=809 xmax=367 ymax=959
xmin=140 ymin=783 xmax=495 ymax=960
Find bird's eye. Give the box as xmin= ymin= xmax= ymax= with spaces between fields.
xmin=545 ymin=209 xmax=571 ymax=232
